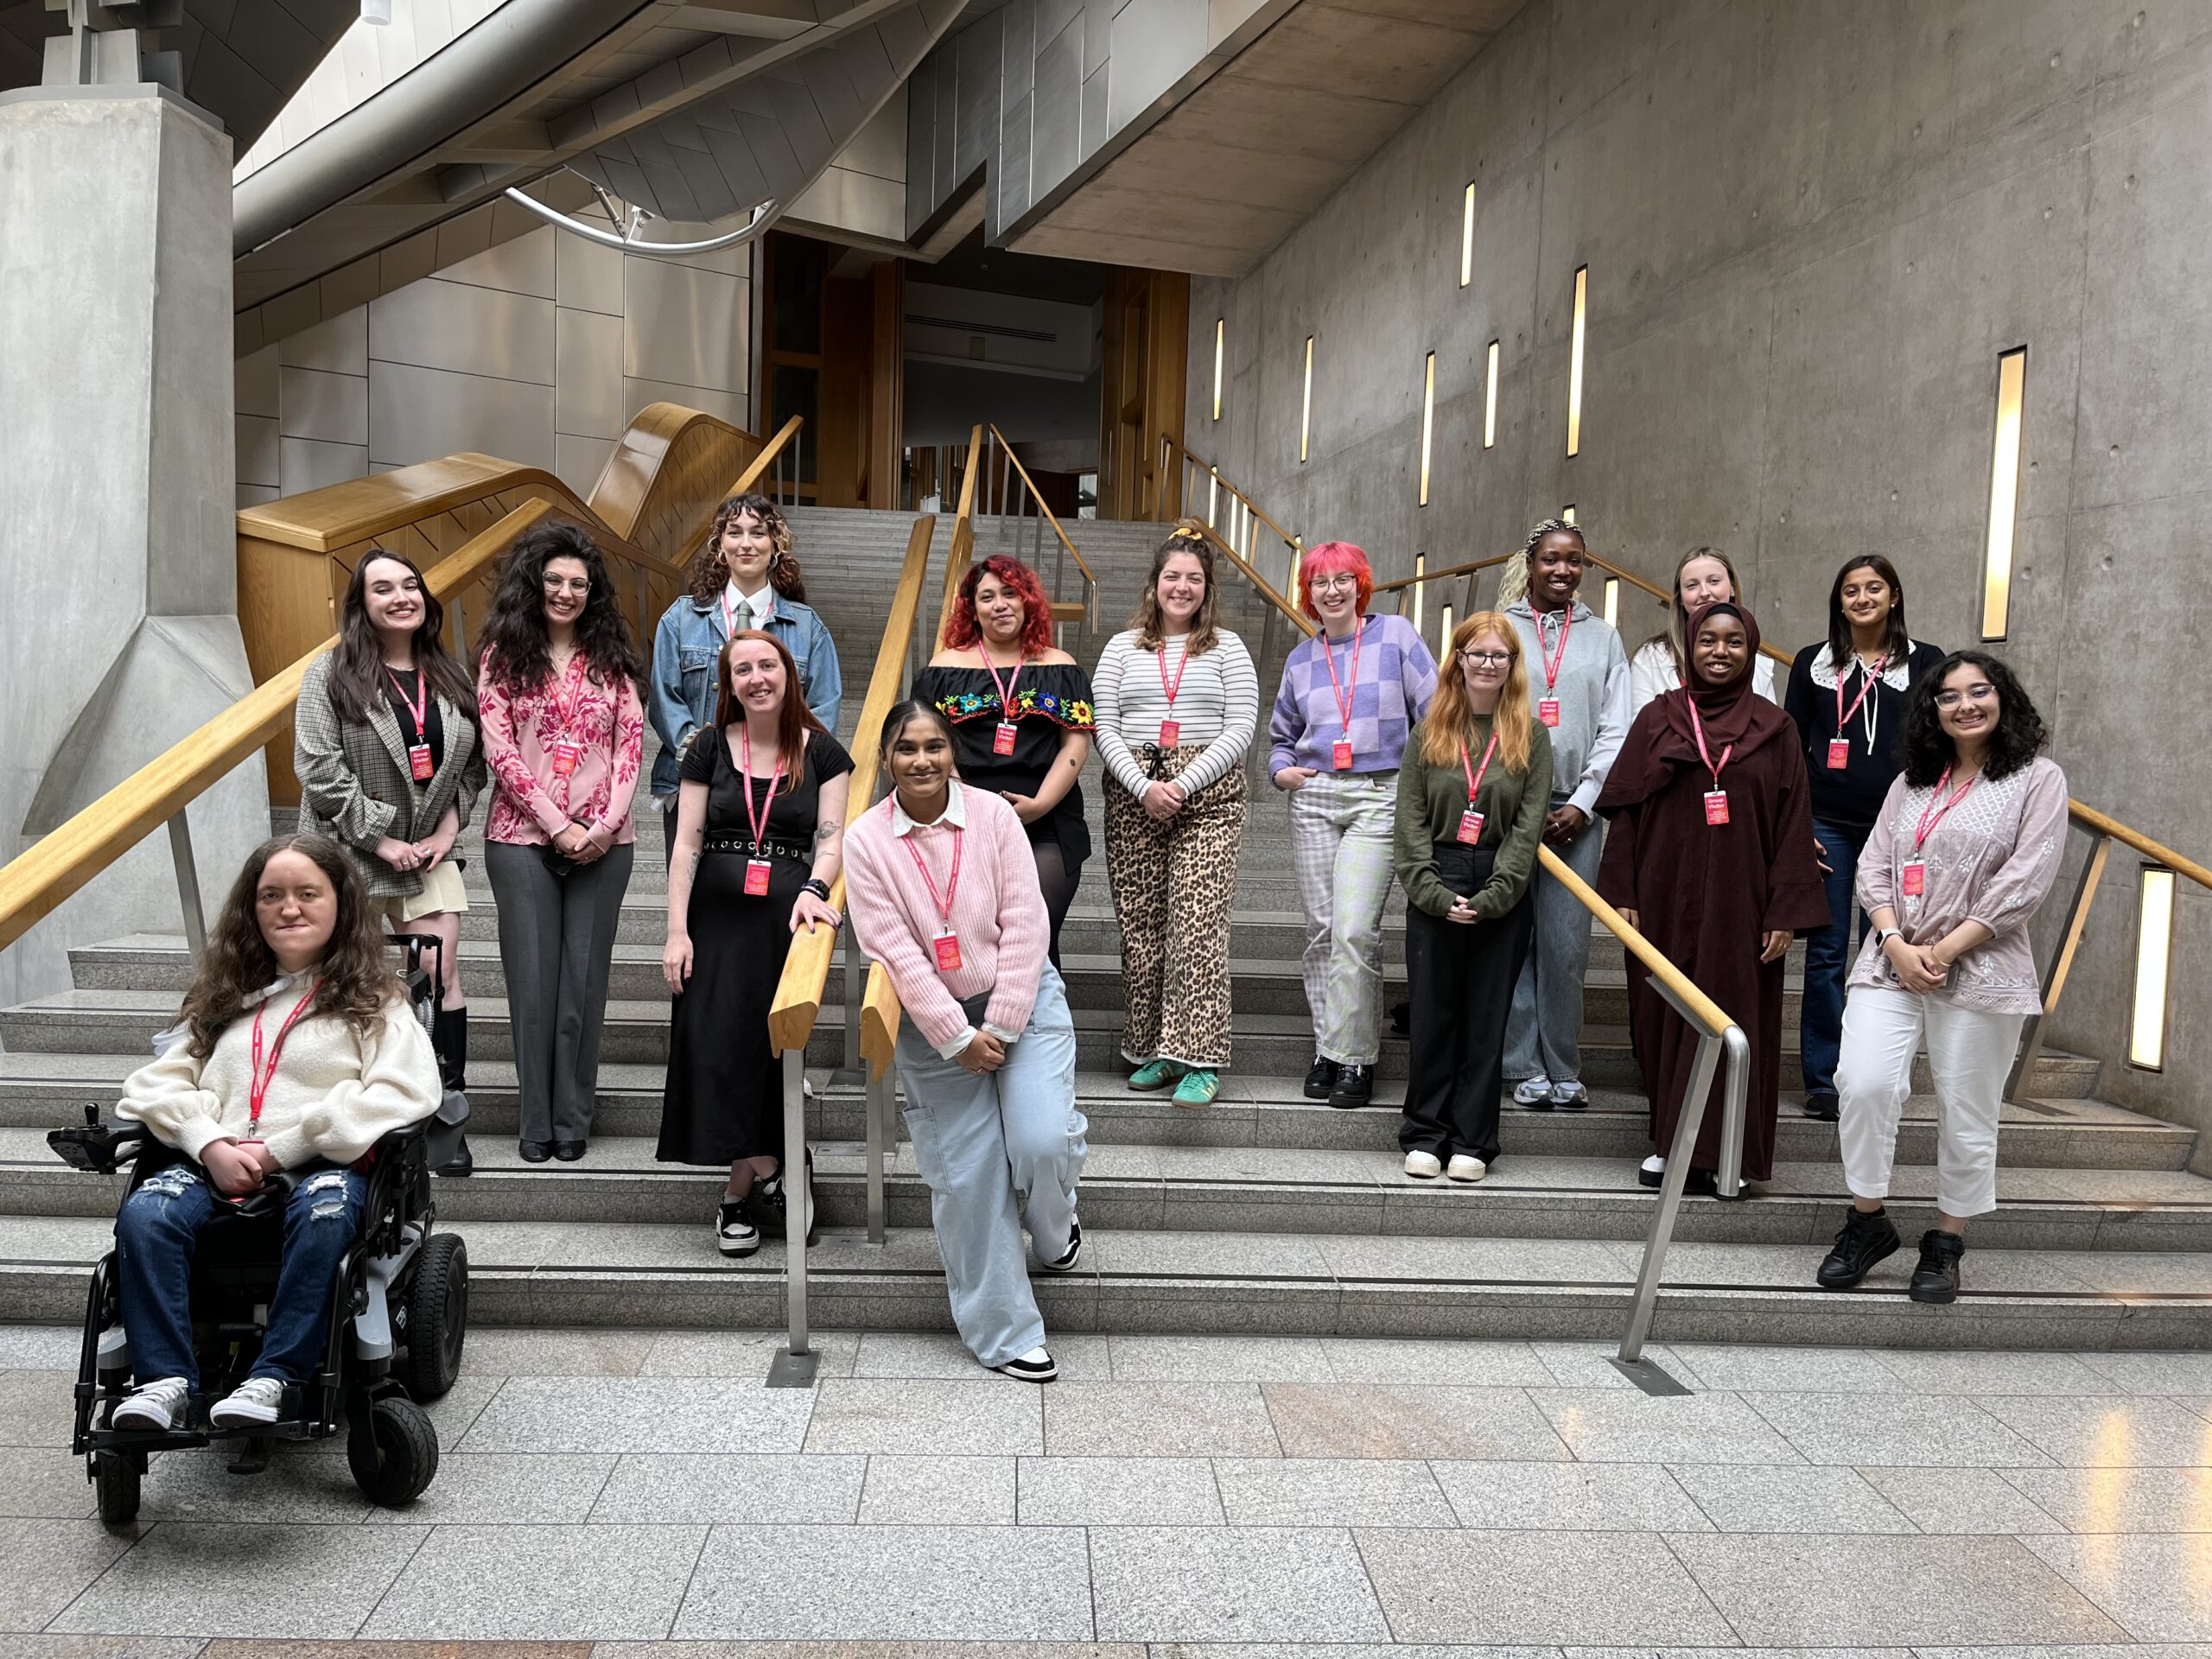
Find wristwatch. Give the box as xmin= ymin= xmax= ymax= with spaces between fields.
xmin=1873 ymin=927 xmax=1901 ymax=950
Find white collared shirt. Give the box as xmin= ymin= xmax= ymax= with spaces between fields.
xmin=722 ymin=581 xmax=775 ymax=633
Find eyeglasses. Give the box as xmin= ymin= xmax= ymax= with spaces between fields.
xmin=1310 ymin=575 xmax=1360 ymax=594
xmin=1458 ymin=650 xmax=1512 ymax=667
xmin=1934 ymin=683 xmax=1997 ymax=709
xmin=542 ymin=575 xmax=591 ymax=595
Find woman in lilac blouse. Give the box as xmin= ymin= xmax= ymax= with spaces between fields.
xmin=1815 ymin=652 xmax=2066 ymax=1305
xmin=1267 ymin=542 xmax=1438 ymax=1109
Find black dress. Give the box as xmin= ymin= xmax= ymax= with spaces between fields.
xmin=658 ymin=728 xmax=854 ymax=1166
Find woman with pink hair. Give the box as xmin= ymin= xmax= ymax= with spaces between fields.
xmin=1267 ymin=542 xmax=1439 ymax=1108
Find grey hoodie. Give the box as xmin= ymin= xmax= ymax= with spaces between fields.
xmin=1504 ymin=595 xmax=1630 ymax=816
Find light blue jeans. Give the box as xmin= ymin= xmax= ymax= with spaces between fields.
xmin=894 ymin=963 xmax=1087 ymax=1367
xmin=1505 ymin=801 xmax=1606 ymax=1085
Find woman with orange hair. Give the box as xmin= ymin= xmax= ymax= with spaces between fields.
xmin=915 ymin=556 xmax=1096 ymax=964
xmin=1267 ymin=541 xmax=1439 ymax=1109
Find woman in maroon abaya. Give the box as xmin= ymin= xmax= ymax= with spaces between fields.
xmin=1596 ymin=602 xmax=1828 ymax=1194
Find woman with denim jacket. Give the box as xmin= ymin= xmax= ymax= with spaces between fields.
xmin=647 ymin=493 xmax=843 ymax=853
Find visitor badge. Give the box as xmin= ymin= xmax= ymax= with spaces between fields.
xmin=1332 ymin=741 xmax=1354 ymax=770
xmin=1457 ymin=809 xmax=1484 ymax=845
xmin=1901 ymin=861 xmax=1926 ymax=898
xmin=408 ymin=741 xmax=435 ymax=782
xmin=931 ymin=928 xmax=963 ymax=972
xmin=1539 ymin=698 xmax=1560 ymax=728
xmin=1159 ymin=719 xmax=1179 ymax=747
xmin=744 ymin=858 xmax=772 ymax=897
xmin=1703 ymin=789 xmax=1730 ymax=826
xmin=993 ymin=721 xmax=1018 ymax=756
xmin=1827 ymin=737 xmax=1851 ymax=771
xmin=550 ymin=738 xmax=582 ymax=777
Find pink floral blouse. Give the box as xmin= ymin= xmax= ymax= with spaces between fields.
xmin=476 ymin=654 xmax=645 ymax=850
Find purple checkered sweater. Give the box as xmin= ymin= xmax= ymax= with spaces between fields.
xmin=1267 ymin=612 xmax=1438 ymax=779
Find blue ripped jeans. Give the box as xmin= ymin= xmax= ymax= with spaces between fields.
xmin=114 ymin=1162 xmax=366 ymax=1389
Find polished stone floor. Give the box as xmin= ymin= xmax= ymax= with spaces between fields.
xmin=9 ymin=1324 xmax=2212 ymax=1653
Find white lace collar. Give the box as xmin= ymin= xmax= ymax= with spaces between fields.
xmin=1808 ymin=640 xmax=1916 ymax=692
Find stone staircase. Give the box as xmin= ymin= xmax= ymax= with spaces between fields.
xmin=3 ymin=506 xmax=2209 ymax=1357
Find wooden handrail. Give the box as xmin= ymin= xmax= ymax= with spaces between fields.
xmin=0 ymin=499 xmax=557 ymax=954
xmin=2067 ymin=799 xmax=2212 ymax=893
xmin=766 ymin=513 xmax=937 ymax=1056
xmin=1371 ymin=552 xmax=1518 ymax=595
xmin=934 ymin=424 xmax=986 ymax=652
xmin=987 ymin=423 xmax=1094 ymax=586
xmin=1163 ymin=435 xmax=1300 ymax=552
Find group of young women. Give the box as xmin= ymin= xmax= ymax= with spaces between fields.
xmin=259 ymin=490 xmax=2067 ymax=1389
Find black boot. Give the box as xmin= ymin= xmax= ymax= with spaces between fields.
xmin=431 ymin=1007 xmax=473 ymax=1178
xmin=1816 ymin=1205 xmax=1901 ymax=1288
xmin=1909 ymin=1229 xmax=1966 ymax=1304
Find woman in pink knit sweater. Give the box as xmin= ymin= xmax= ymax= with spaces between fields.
xmin=843 ymin=701 xmax=1088 ymax=1382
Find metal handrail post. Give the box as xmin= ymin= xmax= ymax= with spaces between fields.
xmin=1615 ymin=1023 xmax=1725 ymax=1372
xmin=2007 ymin=830 xmax=2111 ymax=1101
xmin=1713 ymin=1026 xmax=1752 ymax=1199
xmin=766 ymin=1046 xmax=817 ymax=1386
xmin=862 ymin=1030 xmax=888 ymax=1247
xmin=839 ymin=932 xmax=863 ymax=1079
xmin=167 ymin=812 xmax=207 ymax=957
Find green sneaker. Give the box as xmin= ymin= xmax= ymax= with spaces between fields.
xmin=1172 ymin=1068 xmax=1221 ymax=1108
xmin=1128 ymin=1058 xmax=1184 ymax=1091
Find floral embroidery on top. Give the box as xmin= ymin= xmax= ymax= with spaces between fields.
xmin=931 ymin=684 xmax=1096 ymax=731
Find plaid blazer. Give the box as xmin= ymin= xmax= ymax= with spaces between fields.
xmin=294 ymin=652 xmax=487 ymax=899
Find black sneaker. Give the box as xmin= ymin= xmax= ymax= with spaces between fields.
xmin=1042 ymin=1217 xmax=1083 ymax=1273
xmin=1802 ymin=1092 xmax=1841 ymax=1122
xmin=1909 ymin=1229 xmax=1965 ymax=1304
xmin=1815 ymin=1205 xmax=1901 ymax=1288
xmin=716 ymin=1198 xmax=760 ymax=1259
xmin=1302 ymin=1055 xmax=1340 ymax=1100
xmin=1326 ymin=1062 xmax=1372 ymax=1109
xmin=995 ymin=1348 xmax=1058 ymax=1382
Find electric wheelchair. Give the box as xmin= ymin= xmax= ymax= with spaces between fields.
xmin=46 ymin=939 xmax=472 ymax=1522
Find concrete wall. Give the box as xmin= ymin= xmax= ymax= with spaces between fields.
xmin=1184 ymin=0 xmax=2212 ymax=1136
xmin=236 ymin=223 xmax=753 ymax=507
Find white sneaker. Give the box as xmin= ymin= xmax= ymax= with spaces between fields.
xmin=995 ymin=1347 xmax=1057 ymax=1382
xmin=208 ymin=1375 xmax=285 ymax=1428
xmin=716 ymin=1198 xmax=760 ymax=1259
xmin=111 ymin=1376 xmax=188 ymax=1432
xmin=1446 ymin=1154 xmax=1488 ymax=1183
xmin=1513 ymin=1076 xmax=1554 ymax=1109
xmin=1402 ymin=1149 xmax=1443 ymax=1179
xmin=1639 ymin=1154 xmax=1666 ymax=1189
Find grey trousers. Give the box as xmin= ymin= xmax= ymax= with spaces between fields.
xmin=1504 ymin=804 xmax=1605 ymax=1085
xmin=485 ymin=839 xmax=635 ymax=1144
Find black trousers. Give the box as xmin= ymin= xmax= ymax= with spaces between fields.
xmin=1401 ymin=843 xmax=1536 ymax=1162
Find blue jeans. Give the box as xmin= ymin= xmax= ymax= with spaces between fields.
xmin=1800 ymin=820 xmax=1868 ymax=1100
xmin=114 ymin=1162 xmax=367 ymax=1389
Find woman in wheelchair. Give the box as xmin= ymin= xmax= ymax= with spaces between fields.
xmin=107 ymin=834 xmax=442 ymax=1433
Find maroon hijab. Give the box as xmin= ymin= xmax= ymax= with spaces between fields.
xmin=1599 ymin=601 xmax=1796 ymax=811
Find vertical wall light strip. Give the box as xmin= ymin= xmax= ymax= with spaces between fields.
xmin=1207 ymin=469 xmax=1219 ymax=528
xmin=1211 ymin=319 xmax=1224 ymax=422
xmin=1440 ymin=603 xmax=1454 ymax=661
xmin=1484 ymin=340 xmax=1499 ymax=449
xmin=1561 ymin=504 xmax=1576 ymax=525
xmin=1603 ymin=577 xmax=1619 ymax=630
xmin=1566 ymin=264 xmax=1588 ymax=457
xmin=1300 ymin=336 xmax=1314 ymax=463
xmin=1459 ymin=184 xmax=1476 ymax=288
xmin=1982 ymin=346 xmax=2027 ymax=639
xmin=1412 ymin=553 xmax=1427 ymax=634
xmin=1418 ymin=352 xmax=1436 ymax=507
xmin=2130 ymin=866 xmax=2175 ymax=1071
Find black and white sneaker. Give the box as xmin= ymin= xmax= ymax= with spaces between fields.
xmin=1042 ymin=1216 xmax=1083 ymax=1273
xmin=995 ymin=1347 xmax=1058 ymax=1382
xmin=717 ymin=1198 xmax=760 ymax=1258
xmin=1302 ymin=1055 xmax=1340 ymax=1100
xmin=749 ymin=1147 xmax=818 ymax=1248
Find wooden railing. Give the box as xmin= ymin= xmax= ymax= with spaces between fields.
xmin=982 ymin=423 xmax=1096 ymax=644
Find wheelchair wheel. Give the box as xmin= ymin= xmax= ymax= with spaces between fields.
xmin=402 ymin=1231 xmax=467 ymax=1401
xmin=347 ymin=1395 xmax=439 ymax=1508
xmin=93 ymin=1449 xmax=143 ymax=1525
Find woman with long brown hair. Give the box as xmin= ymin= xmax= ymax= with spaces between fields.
xmin=1091 ymin=521 xmax=1258 ymax=1107
xmin=1626 ymin=547 xmax=1777 ymax=716
xmin=108 ymin=835 xmax=441 ymax=1433
xmin=294 ymin=548 xmax=483 ymax=1173
xmin=647 ymin=493 xmax=843 ymax=853
xmin=659 ymin=629 xmax=851 ymax=1258
xmin=1391 ymin=613 xmax=1553 ymax=1180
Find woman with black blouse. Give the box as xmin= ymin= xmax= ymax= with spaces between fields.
xmin=912 ymin=556 xmax=1095 ymax=965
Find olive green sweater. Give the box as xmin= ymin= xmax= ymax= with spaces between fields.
xmin=1392 ymin=714 xmax=1554 ymax=918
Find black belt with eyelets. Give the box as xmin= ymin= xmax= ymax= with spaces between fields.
xmin=702 ymin=834 xmax=812 ymax=863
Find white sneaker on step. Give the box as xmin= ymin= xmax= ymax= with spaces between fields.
xmin=1446 ymin=1154 xmax=1487 ymax=1183
xmin=1402 ymin=1150 xmax=1443 ymax=1179
xmin=1513 ymin=1077 xmax=1554 ymax=1109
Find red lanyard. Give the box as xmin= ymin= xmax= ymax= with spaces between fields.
xmin=1913 ymin=766 xmax=1977 ymax=853
xmin=1686 ymin=697 xmax=1733 ymax=790
xmin=548 ymin=653 xmax=588 ymax=740
xmin=1157 ymin=639 xmax=1191 ymax=709
xmin=1320 ymin=620 xmax=1364 ymax=730
xmin=1537 ymin=606 xmax=1573 ymax=692
xmin=894 ymin=802 xmax=963 ymax=928
xmin=247 ymin=979 xmax=324 ymax=1135
xmin=976 ymin=645 xmax=1023 ymax=721
xmin=1834 ymin=652 xmax=1887 ymax=734
xmin=386 ymin=667 xmax=429 ymax=740
xmin=737 ymin=727 xmax=784 ymax=846
xmin=1459 ymin=731 xmax=1500 ymax=804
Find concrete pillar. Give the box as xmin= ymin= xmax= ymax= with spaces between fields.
xmin=0 ymin=85 xmax=268 ymax=1005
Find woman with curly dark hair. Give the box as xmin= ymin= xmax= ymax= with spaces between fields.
xmin=646 ymin=493 xmax=843 ymax=853
xmin=1815 ymin=651 xmax=2066 ymax=1305
xmin=912 ymin=555 xmax=1095 ymax=963
xmin=108 ymin=835 xmax=441 ymax=1433
xmin=476 ymin=521 xmax=647 ymax=1162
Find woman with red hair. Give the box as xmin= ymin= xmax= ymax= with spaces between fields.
xmin=914 ymin=556 xmax=1096 ymax=963
xmin=1267 ymin=541 xmax=1439 ymax=1108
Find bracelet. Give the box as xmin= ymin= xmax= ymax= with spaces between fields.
xmin=802 ymin=877 xmax=832 ymax=901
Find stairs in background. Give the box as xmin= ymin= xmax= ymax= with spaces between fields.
xmin=3 ymin=505 xmax=2209 ymax=1358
